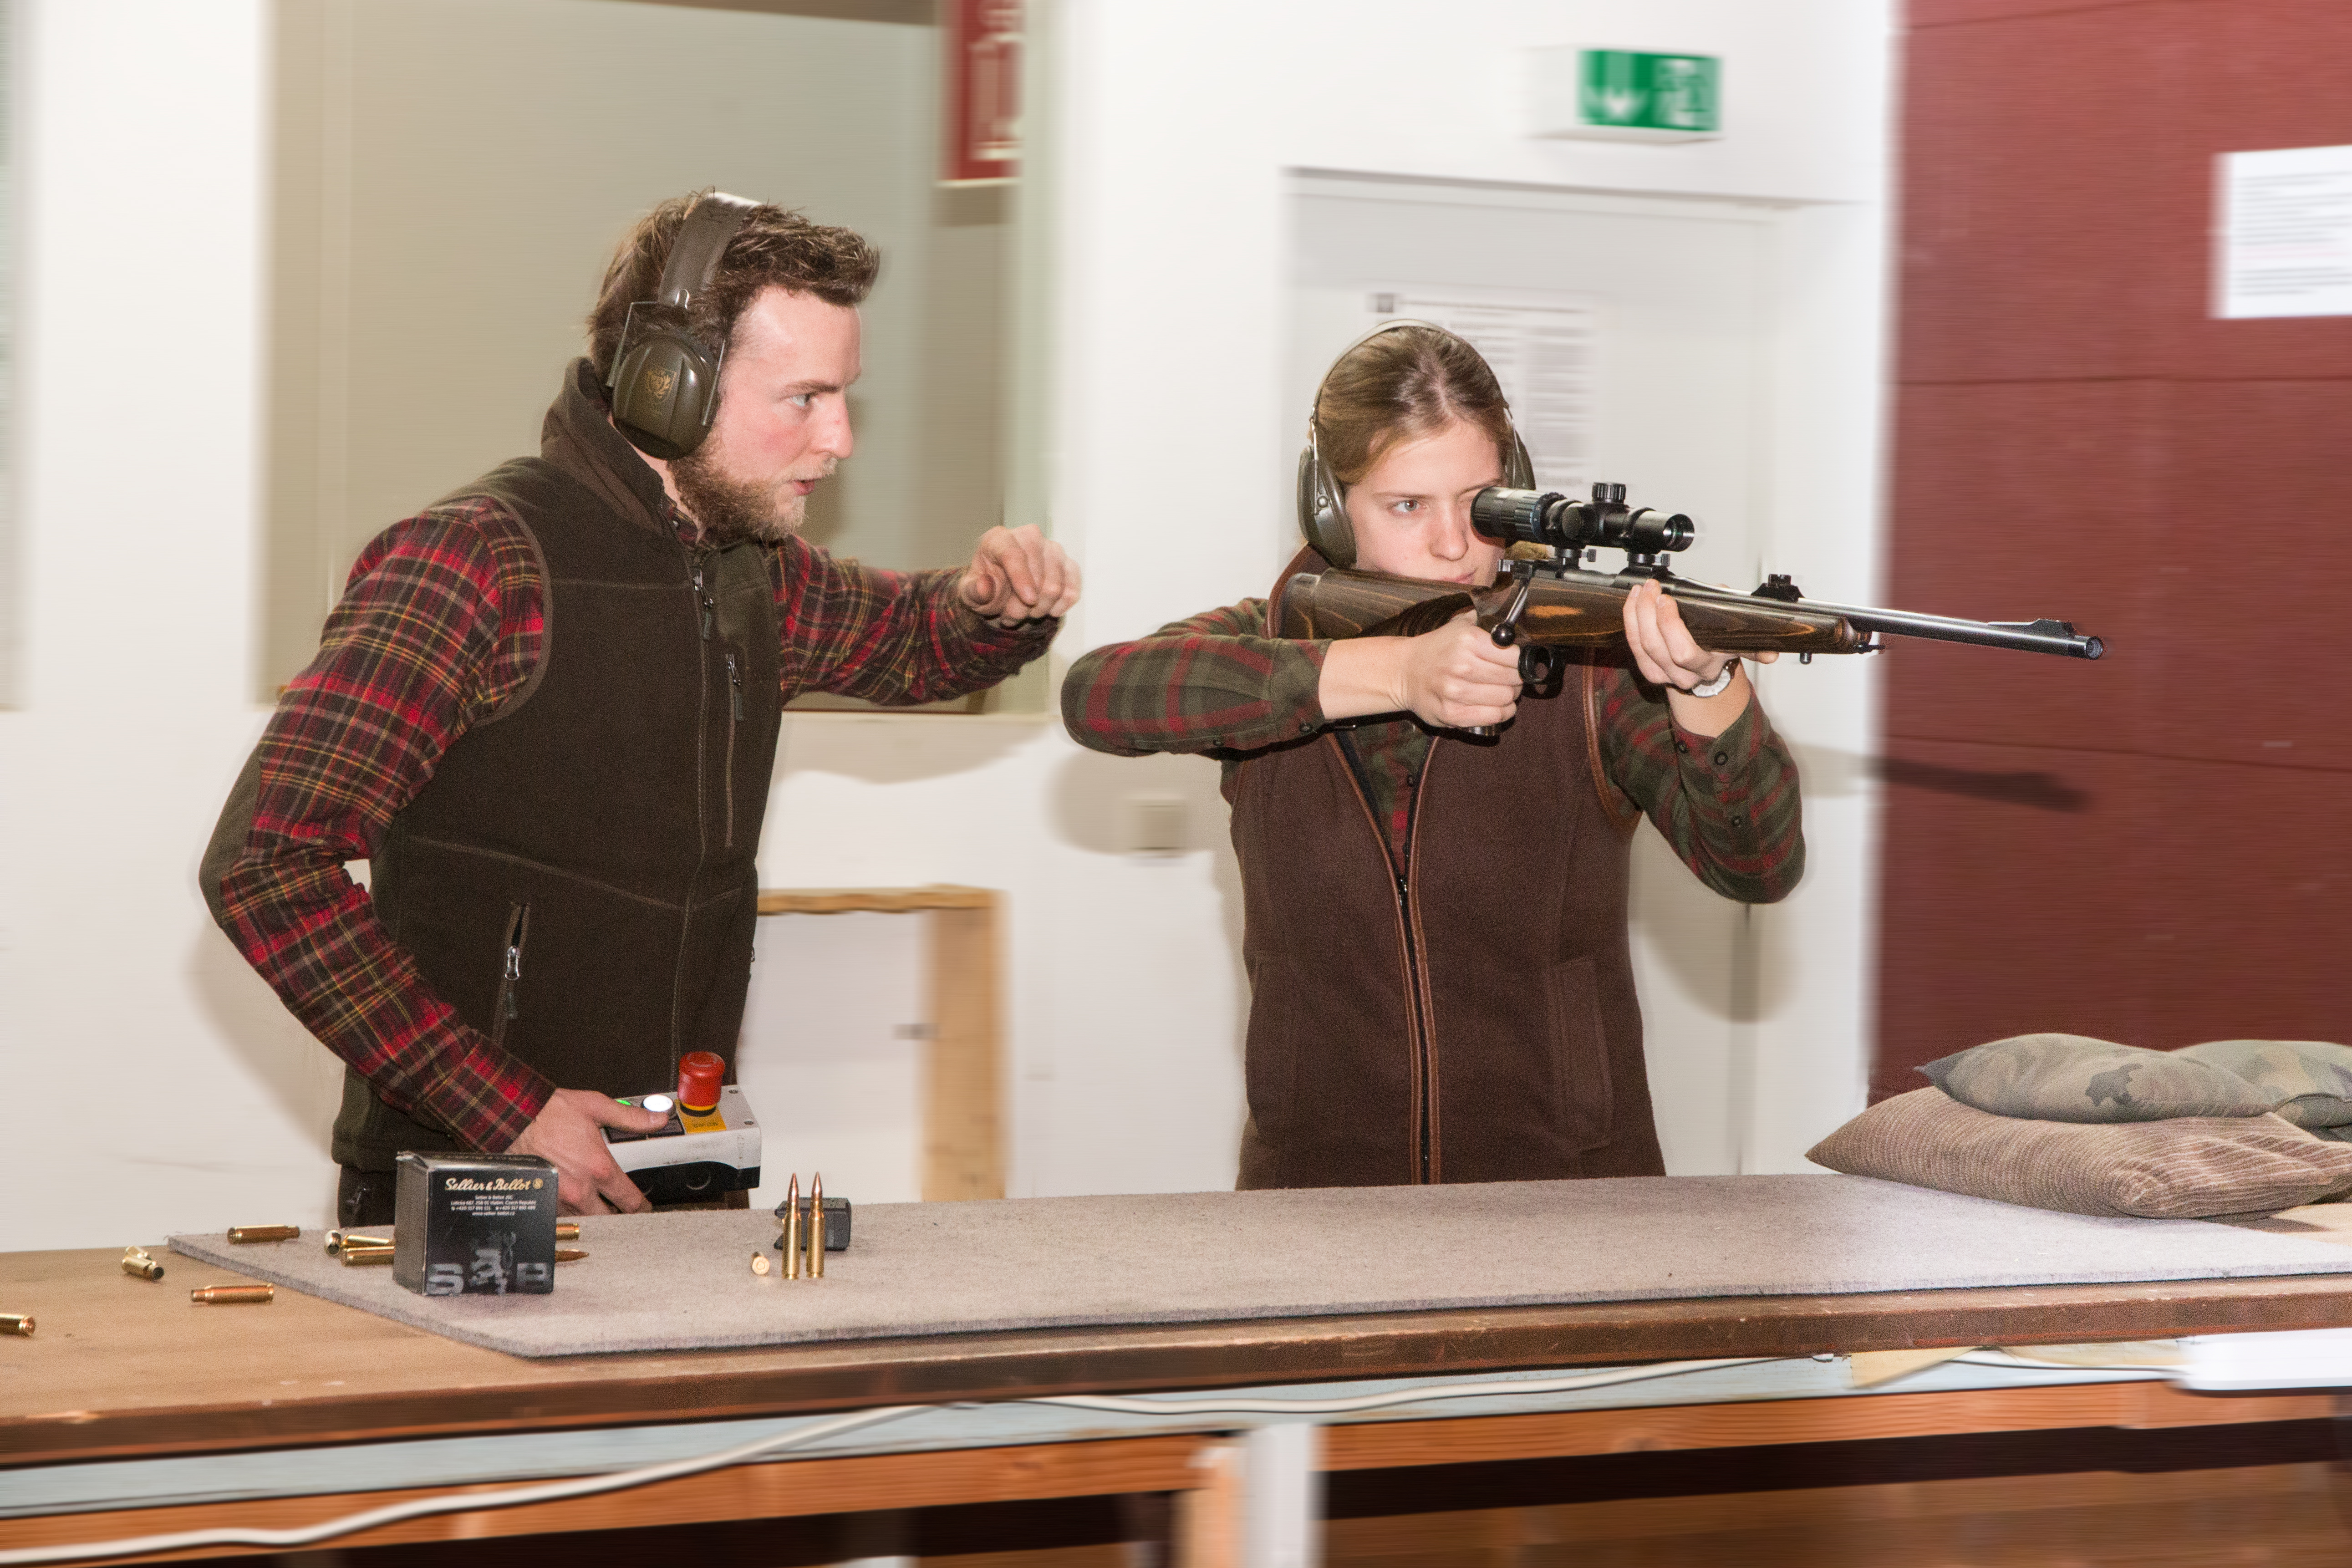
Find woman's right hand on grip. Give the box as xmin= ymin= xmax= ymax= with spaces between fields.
xmin=1319 ymin=611 xmax=1523 ymax=729
xmin=1397 ymin=611 xmax=1524 ymax=730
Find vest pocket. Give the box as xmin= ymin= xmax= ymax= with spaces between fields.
xmin=1543 ymin=955 xmax=1613 ymax=1151
xmin=490 ymin=901 xmax=530 ymax=1049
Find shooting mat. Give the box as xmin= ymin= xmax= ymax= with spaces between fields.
xmin=168 ymin=1174 xmax=2352 ymax=1359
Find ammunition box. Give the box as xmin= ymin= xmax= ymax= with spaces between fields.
xmin=393 ymin=1151 xmax=559 ymax=1297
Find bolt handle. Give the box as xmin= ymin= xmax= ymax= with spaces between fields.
xmin=1464 ymin=565 xmax=1557 ymax=736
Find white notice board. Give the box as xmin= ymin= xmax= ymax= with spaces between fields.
xmin=1364 ymin=286 xmax=1602 ymax=496
xmin=2215 ymin=144 xmax=2352 ymax=319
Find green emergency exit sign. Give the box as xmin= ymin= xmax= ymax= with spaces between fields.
xmin=1532 ymin=47 xmax=1723 ymax=143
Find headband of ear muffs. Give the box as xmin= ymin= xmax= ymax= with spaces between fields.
xmin=1294 ymin=321 xmax=1535 ymax=569
xmin=607 ymin=193 xmax=762 ymax=461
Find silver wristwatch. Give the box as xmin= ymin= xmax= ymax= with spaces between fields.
xmin=1685 ymin=660 xmax=1738 ymax=699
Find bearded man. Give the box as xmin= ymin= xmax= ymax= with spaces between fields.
xmin=204 ymin=193 xmax=1076 ymax=1223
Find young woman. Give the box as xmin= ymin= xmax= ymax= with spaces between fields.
xmin=1063 ymin=324 xmax=1804 ymax=1189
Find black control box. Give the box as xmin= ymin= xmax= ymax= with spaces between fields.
xmin=772 ymin=1194 xmax=853 ymax=1252
xmin=393 ymin=1151 xmax=559 ymax=1296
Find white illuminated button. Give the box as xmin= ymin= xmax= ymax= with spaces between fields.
xmin=642 ymin=1094 xmax=675 ymax=1114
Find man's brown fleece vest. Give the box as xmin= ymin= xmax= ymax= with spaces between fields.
xmin=332 ymin=447 xmax=782 ymax=1170
xmin=1231 ymin=549 xmax=1663 ymax=1189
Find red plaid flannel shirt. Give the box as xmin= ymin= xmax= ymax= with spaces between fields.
xmin=212 ymin=501 xmax=1050 ymax=1154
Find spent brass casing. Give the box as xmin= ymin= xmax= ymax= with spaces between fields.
xmin=121 ymin=1248 xmax=166 ymax=1281
xmin=325 ymin=1231 xmax=391 ymax=1255
xmin=784 ymin=1174 xmax=802 ymax=1279
xmin=808 ymin=1174 xmax=825 ymax=1279
xmin=750 ymin=1250 xmax=772 ymax=1277
xmin=557 ymin=1222 xmax=580 ymax=1241
xmin=191 ymin=1285 xmax=275 ymax=1304
xmin=227 ymin=1225 xmax=301 ymax=1244
xmin=339 ymin=1245 xmax=395 ymax=1266
xmin=555 ymin=1248 xmax=588 ymax=1263
xmin=0 ymin=1313 xmax=32 ymax=1337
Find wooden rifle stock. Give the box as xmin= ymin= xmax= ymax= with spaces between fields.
xmin=1278 ymin=567 xmax=1869 ymax=656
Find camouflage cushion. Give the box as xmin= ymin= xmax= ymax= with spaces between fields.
xmin=2173 ymin=1040 xmax=2352 ymax=1130
xmin=1919 ymin=1033 xmax=2281 ymax=1123
xmin=1808 ymin=1089 xmax=2352 ymax=1219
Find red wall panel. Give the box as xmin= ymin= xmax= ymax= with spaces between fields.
xmin=1875 ymin=0 xmax=2352 ymax=1093
xmin=1877 ymin=740 xmax=2352 ymax=1098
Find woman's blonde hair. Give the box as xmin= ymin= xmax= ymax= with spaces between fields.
xmin=1313 ymin=324 xmax=1517 ymax=487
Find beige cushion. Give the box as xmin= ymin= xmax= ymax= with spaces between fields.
xmin=1919 ymin=1032 xmax=2281 ymax=1123
xmin=2174 ymin=1039 xmax=2352 ymax=1129
xmin=1807 ymin=1088 xmax=2352 ymax=1219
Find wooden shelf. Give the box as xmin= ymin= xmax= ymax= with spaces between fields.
xmin=755 ymin=886 xmax=996 ymax=916
xmin=753 ymin=887 xmax=1003 ymax=1202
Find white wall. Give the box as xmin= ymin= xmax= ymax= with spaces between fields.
xmin=0 ymin=0 xmax=305 ymax=1249
xmin=0 ymin=0 xmax=1893 ymax=1251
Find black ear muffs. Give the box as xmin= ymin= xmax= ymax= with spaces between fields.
xmin=1297 ymin=438 xmax=1356 ymax=568
xmin=607 ymin=193 xmax=760 ymax=461
xmin=1294 ymin=322 xmax=1540 ymax=568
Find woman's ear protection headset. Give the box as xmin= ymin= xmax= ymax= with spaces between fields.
xmin=1294 ymin=320 xmax=1536 ymax=569
xmin=607 ymin=192 xmax=761 ymax=461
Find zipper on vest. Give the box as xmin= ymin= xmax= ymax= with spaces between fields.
xmin=723 ymin=649 xmax=743 ymax=848
xmin=692 ymin=561 xmax=715 ymax=641
xmin=1396 ymin=756 xmax=1440 ymax=1185
xmin=1395 ymin=870 xmax=1434 ymax=1185
xmin=1331 ymin=729 xmax=1440 ymax=1185
xmin=491 ymin=902 xmax=530 ymax=1049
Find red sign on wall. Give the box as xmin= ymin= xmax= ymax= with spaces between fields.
xmin=942 ymin=0 xmax=1021 ymax=185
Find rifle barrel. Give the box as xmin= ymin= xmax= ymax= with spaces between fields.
xmin=1665 ymin=582 xmax=2103 ymax=660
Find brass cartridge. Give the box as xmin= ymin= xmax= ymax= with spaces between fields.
xmin=555 ymin=1247 xmax=589 ymax=1264
xmin=227 ymin=1225 xmax=301 ymax=1244
xmin=750 ymin=1250 xmax=772 ymax=1277
xmin=557 ymin=1222 xmax=580 ymax=1241
xmin=325 ymin=1231 xmax=391 ymax=1255
xmin=191 ymin=1285 xmax=275 ymax=1304
xmin=339 ymin=1245 xmax=395 ymax=1266
xmin=807 ymin=1174 xmax=825 ymax=1279
xmin=0 ymin=1314 xmax=32 ymax=1337
xmin=121 ymin=1247 xmax=166 ymax=1281
xmin=783 ymin=1174 xmax=802 ymax=1279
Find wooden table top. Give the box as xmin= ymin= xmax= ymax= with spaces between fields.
xmin=10 ymin=1228 xmax=2352 ymax=1469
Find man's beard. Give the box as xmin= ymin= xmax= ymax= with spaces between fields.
xmin=671 ymin=447 xmax=815 ymax=548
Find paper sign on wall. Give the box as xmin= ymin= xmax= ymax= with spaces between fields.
xmin=1364 ymin=289 xmax=1603 ymax=498
xmin=2215 ymin=144 xmax=2352 ymax=319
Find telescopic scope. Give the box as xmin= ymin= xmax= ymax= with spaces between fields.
xmin=1471 ymin=483 xmax=1695 ymax=558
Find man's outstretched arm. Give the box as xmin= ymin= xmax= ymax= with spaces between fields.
xmin=776 ymin=526 xmax=1071 ymax=705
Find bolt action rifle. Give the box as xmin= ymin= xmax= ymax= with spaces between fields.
xmin=1278 ymin=483 xmax=2105 ymax=687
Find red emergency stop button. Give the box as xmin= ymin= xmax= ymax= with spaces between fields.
xmin=677 ymin=1052 xmax=724 ymax=1115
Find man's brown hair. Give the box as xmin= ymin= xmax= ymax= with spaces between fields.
xmin=587 ymin=191 xmax=881 ymax=381
xmin=1313 ymin=324 xmax=1516 ymax=487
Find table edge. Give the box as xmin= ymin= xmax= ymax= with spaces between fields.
xmin=10 ymin=1273 xmax=2352 ymax=1466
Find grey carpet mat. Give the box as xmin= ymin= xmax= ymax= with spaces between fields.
xmin=168 ymin=1175 xmax=2352 ymax=1359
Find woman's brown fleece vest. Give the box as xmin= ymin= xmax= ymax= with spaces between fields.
xmin=1232 ymin=549 xmax=1663 ymax=1189
xmin=333 ymin=448 xmax=782 ymax=1170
